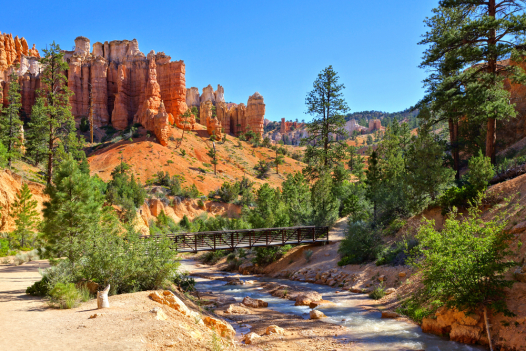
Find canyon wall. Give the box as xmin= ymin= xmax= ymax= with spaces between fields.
xmin=0 ymin=32 xmax=40 ymax=113
xmin=62 ymin=37 xmax=186 ymax=132
xmin=2 ymin=33 xmax=266 ymax=142
xmin=186 ymin=84 xmax=265 ymax=137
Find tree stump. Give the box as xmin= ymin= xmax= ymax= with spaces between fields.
xmin=97 ymin=284 xmax=110 ymax=309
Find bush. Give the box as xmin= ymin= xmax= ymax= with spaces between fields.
xmin=369 ymin=283 xmax=386 ymax=300
xmin=304 ymin=249 xmax=313 ymax=262
xmin=173 ymin=272 xmax=196 ymax=292
xmin=338 ymin=222 xmax=382 ymax=265
xmin=376 ymin=238 xmax=418 ymax=266
xmin=48 ymin=283 xmax=88 ymax=309
xmin=201 ymin=250 xmax=228 ymax=265
xmin=252 ymin=245 xmax=292 ymax=266
xmin=26 ymin=275 xmax=50 ymax=296
xmin=79 ymin=117 xmax=90 ymax=133
xmin=412 ymin=199 xmax=517 ymax=315
xmin=396 ymin=298 xmax=434 ymax=324
xmin=0 ymin=238 xmax=10 ymax=257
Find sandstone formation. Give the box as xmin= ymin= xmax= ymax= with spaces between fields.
xmin=201 ymin=100 xmax=223 ymax=140
xmin=185 ymin=84 xmax=264 ymax=137
xmin=1 ymin=32 xmax=40 ymax=112
xmin=246 ymin=92 xmax=265 ymax=135
xmin=153 ymin=101 xmax=172 ymax=146
xmin=133 ymin=51 xmax=162 ymax=130
xmin=173 ymin=102 xmax=195 ymax=130
xmin=59 ymin=37 xmax=187 ymax=133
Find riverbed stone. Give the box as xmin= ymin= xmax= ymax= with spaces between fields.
xmin=239 ymin=262 xmax=254 ymax=275
xmin=243 ymin=332 xmax=261 ymax=344
xmin=309 ymin=300 xmax=336 ymax=309
xmin=295 ymin=291 xmax=323 ymax=306
xmin=381 ymin=311 xmax=400 ymax=319
xmin=265 ymin=325 xmax=285 ymax=335
xmin=310 ymin=310 xmax=326 ymax=319
xmin=242 ymin=296 xmax=268 ymax=308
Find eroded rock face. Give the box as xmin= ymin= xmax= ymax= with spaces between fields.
xmin=186 ymin=87 xmax=200 ymax=108
xmin=422 ymin=307 xmax=484 ymax=344
xmin=201 ymin=100 xmax=223 ymax=140
xmin=133 ymin=51 xmax=161 ymax=131
xmin=246 ymin=92 xmax=265 ymax=136
xmin=153 ymin=101 xmax=173 ymax=146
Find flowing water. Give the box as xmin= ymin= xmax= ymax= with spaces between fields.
xmin=182 ymin=260 xmax=487 ymax=351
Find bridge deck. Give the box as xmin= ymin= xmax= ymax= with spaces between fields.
xmin=146 ymin=226 xmax=329 ymax=252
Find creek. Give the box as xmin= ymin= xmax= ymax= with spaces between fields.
xmin=182 ymin=259 xmax=487 ymax=351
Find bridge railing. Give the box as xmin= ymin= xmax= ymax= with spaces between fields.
xmin=144 ymin=226 xmax=329 ymax=252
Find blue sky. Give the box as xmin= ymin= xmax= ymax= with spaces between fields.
xmin=3 ymin=0 xmax=438 ymax=121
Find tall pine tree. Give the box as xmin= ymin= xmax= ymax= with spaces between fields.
xmin=25 ymin=97 xmax=49 ymax=166
xmin=0 ymin=71 xmax=23 ymax=168
xmin=37 ymin=42 xmax=82 ymax=184
xmin=421 ymin=1 xmax=526 ymax=163
xmin=10 ymin=183 xmax=40 ymax=249
xmin=302 ymin=66 xmax=349 ymax=179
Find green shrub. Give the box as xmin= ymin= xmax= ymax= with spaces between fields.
xmin=376 ymin=239 xmax=418 ymax=266
xmin=201 ymin=250 xmax=228 ymax=265
xmin=338 ymin=222 xmax=382 ymax=264
xmin=173 ymin=272 xmax=196 ymax=292
xmin=304 ymin=249 xmax=313 ymax=262
xmin=369 ymin=283 xmax=386 ymax=300
xmin=0 ymin=239 xmax=9 ymax=257
xmin=26 ymin=275 xmax=50 ymax=296
xmin=412 ymin=198 xmax=517 ymax=316
xmin=48 ymin=283 xmax=83 ymax=309
xmin=396 ymin=298 xmax=434 ymax=324
xmin=79 ymin=117 xmax=90 ymax=133
xmin=252 ymin=245 xmax=292 ymax=266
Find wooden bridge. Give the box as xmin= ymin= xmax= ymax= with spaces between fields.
xmin=147 ymin=226 xmax=329 ymax=253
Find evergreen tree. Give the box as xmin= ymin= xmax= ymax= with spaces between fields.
xmin=406 ymin=124 xmax=455 ymax=207
xmin=311 ymin=171 xmax=340 ymax=227
xmin=302 ymin=65 xmax=349 ymax=179
xmin=365 ymin=151 xmax=382 ymax=225
xmin=106 ymin=161 xmax=146 ymax=223
xmin=0 ymin=71 xmax=23 ymax=168
xmin=9 ymin=183 xmax=39 ymax=249
xmin=274 ymin=148 xmax=285 ymax=174
xmin=348 ymin=145 xmax=365 ymax=179
xmin=0 ymin=142 xmax=7 ymax=168
xmin=25 ymin=97 xmax=49 ymax=166
xmin=281 ymin=172 xmax=313 ymax=225
xmin=37 ymin=42 xmax=81 ymax=184
xmin=41 ymin=155 xmax=103 ymax=265
xmin=421 ymin=1 xmax=526 ymax=163
xmin=207 ymin=142 xmax=218 ymax=175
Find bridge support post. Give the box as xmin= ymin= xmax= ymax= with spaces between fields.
xmin=214 ymin=234 xmax=216 ymax=251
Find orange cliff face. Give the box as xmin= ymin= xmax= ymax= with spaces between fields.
xmin=0 ymin=32 xmax=40 ymax=110
xmin=62 ymin=37 xmax=187 ymax=132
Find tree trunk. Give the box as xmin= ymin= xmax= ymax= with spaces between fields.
xmin=449 ymin=118 xmax=460 ymax=179
xmin=486 ymin=0 xmax=497 ymax=164
xmin=486 ymin=118 xmax=497 ymax=164
xmin=483 ymin=306 xmax=494 ymax=351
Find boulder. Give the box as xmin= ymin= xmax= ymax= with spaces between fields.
xmin=242 ymin=296 xmax=268 ymax=308
xmin=239 ymin=262 xmax=254 ymax=275
xmin=310 ymin=310 xmax=326 ymax=319
xmin=378 ymin=275 xmax=386 ymax=282
xmin=243 ymin=332 xmax=260 ymax=344
xmin=203 ymin=316 xmax=236 ymax=340
xmin=385 ymin=288 xmax=396 ymax=295
xmin=225 ymin=277 xmax=244 ymax=285
xmin=224 ymin=304 xmax=251 ymax=315
xmin=381 ymin=311 xmax=400 ymax=319
xmin=309 ymin=300 xmax=336 ymax=309
xmin=294 ymin=291 xmax=323 ymax=306
xmin=149 ymin=291 xmax=190 ymax=316
xmin=265 ymin=325 xmax=285 ymax=335
xmin=398 ymin=272 xmax=406 ymax=278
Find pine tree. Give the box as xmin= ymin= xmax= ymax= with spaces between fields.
xmin=348 ymin=145 xmax=365 ymax=179
xmin=41 ymin=155 xmax=103 ymax=265
xmin=365 ymin=151 xmax=382 ymax=225
xmin=421 ymin=1 xmax=526 ymax=163
xmin=274 ymin=148 xmax=285 ymax=174
xmin=25 ymin=97 xmax=49 ymax=166
xmin=0 ymin=71 xmax=23 ymax=168
xmin=0 ymin=142 xmax=7 ymax=168
xmin=406 ymin=124 xmax=455 ymax=207
xmin=207 ymin=142 xmax=218 ymax=175
xmin=36 ymin=42 xmax=81 ymax=184
xmin=9 ymin=183 xmax=39 ymax=249
xmin=302 ymin=66 xmax=349 ymax=179
xmin=311 ymin=171 xmax=340 ymax=227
